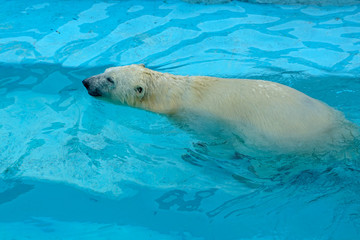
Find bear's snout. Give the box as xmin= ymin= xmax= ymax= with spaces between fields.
xmin=82 ymin=77 xmax=102 ymax=97
xmin=82 ymin=78 xmax=91 ymax=89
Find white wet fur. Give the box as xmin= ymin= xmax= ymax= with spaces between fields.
xmin=86 ymin=64 xmax=359 ymax=156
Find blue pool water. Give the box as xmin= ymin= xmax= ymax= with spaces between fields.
xmin=1 ymin=0 xmax=360 ymax=239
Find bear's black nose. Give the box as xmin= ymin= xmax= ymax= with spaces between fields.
xmin=82 ymin=79 xmax=90 ymax=89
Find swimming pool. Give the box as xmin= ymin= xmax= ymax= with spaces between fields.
xmin=0 ymin=0 xmax=360 ymax=239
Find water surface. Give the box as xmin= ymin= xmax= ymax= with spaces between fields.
xmin=0 ymin=0 xmax=360 ymax=239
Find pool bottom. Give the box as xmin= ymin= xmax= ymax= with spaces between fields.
xmin=0 ymin=174 xmax=359 ymax=240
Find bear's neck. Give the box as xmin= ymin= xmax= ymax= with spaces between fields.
xmin=142 ymin=71 xmax=190 ymax=114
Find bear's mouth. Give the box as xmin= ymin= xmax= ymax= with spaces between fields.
xmin=88 ymin=89 xmax=102 ymax=97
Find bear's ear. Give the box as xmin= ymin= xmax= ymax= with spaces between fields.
xmin=134 ymin=85 xmax=145 ymax=100
xmin=138 ymin=63 xmax=145 ymax=68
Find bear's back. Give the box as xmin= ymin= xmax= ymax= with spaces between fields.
xmin=183 ymin=76 xmax=354 ymax=153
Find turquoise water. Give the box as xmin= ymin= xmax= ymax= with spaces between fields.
xmin=1 ymin=0 xmax=360 ymax=239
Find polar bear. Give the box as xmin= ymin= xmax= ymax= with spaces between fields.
xmin=82 ymin=64 xmax=358 ymax=155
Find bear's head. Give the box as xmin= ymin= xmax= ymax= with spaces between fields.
xmin=82 ymin=64 xmax=149 ymax=108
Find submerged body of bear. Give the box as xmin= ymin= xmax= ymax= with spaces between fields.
xmin=83 ymin=64 xmax=358 ymax=155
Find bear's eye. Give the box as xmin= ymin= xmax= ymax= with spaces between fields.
xmin=135 ymin=86 xmax=143 ymax=94
xmin=106 ymin=77 xmax=114 ymax=84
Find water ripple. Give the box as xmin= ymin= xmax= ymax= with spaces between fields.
xmin=0 ymin=1 xmax=358 ymax=77
xmin=1 ymin=1 xmax=360 ymax=238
